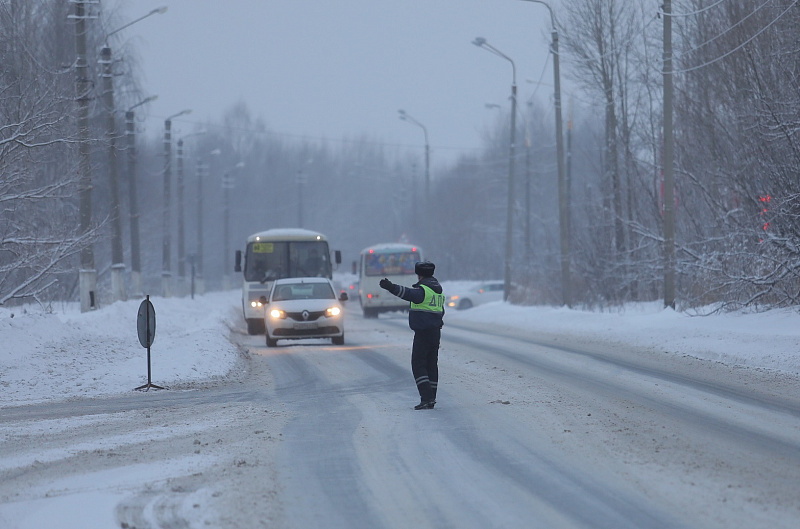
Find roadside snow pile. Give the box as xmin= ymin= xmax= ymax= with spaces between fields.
xmin=446 ymin=299 xmax=800 ymax=375
xmin=0 ymin=291 xmax=243 ymax=408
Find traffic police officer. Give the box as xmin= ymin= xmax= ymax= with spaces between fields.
xmin=379 ymin=261 xmax=445 ymax=410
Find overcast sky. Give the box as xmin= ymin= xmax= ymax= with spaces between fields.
xmin=106 ymin=0 xmax=562 ymax=168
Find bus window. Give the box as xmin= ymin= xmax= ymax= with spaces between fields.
xmin=245 ymin=241 xmax=289 ymax=282
xmin=363 ymin=251 xmax=419 ymax=276
xmin=245 ymin=240 xmax=332 ymax=282
xmin=290 ymin=242 xmax=331 ymax=278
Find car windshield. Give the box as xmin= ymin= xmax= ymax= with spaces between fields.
xmin=273 ymin=282 xmax=335 ymax=301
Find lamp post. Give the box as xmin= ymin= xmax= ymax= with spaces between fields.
xmin=163 ymin=109 xmax=192 ymax=297
xmin=197 ymin=148 xmax=220 ymax=295
xmin=397 ymin=109 xmax=430 ymax=204
xmin=519 ymin=0 xmax=570 ymax=307
xmin=102 ymin=7 xmax=166 ymax=302
xmin=177 ymin=130 xmax=206 ymax=296
xmin=296 ymin=167 xmax=306 ymax=227
xmin=222 ymin=161 xmax=244 ymax=290
xmin=99 ymin=45 xmax=126 ymax=303
xmin=296 ymin=158 xmax=314 ymax=228
xmin=473 ymin=37 xmax=517 ymax=303
xmin=125 ymin=95 xmax=157 ymax=297
xmin=106 ymin=6 xmax=167 ymax=40
xmin=663 ymin=0 xmax=676 ymax=308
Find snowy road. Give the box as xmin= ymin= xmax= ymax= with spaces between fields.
xmin=2 ymin=307 xmax=799 ymax=528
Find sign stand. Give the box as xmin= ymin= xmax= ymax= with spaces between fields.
xmin=135 ymin=295 xmax=166 ymax=391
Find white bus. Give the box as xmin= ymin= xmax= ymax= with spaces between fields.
xmin=234 ymin=228 xmax=341 ymax=334
xmin=358 ymin=242 xmax=422 ymax=318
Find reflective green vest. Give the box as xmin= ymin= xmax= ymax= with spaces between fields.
xmin=410 ymin=285 xmax=445 ymax=313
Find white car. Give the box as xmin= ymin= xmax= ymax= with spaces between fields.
xmin=446 ymin=281 xmax=505 ymax=310
xmin=264 ymin=278 xmax=348 ymax=347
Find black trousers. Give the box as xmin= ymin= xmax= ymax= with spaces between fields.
xmin=411 ymin=327 xmax=440 ymax=402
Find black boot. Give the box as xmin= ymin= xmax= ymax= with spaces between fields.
xmin=414 ymin=400 xmax=435 ymax=410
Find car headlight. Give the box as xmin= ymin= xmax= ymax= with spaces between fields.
xmin=326 ymin=306 xmax=341 ymax=317
xmin=269 ymin=309 xmax=286 ymax=319
xmin=449 ymin=295 xmax=460 ymax=301
xmin=250 ymin=300 xmax=264 ymax=309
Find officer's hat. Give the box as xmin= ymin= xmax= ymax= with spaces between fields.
xmin=415 ymin=261 xmax=435 ymax=277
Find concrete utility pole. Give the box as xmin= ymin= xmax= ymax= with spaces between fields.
xmin=176 ymin=131 xmax=207 ymax=294
xmin=125 ymin=96 xmax=156 ymax=297
xmin=177 ymin=138 xmax=186 ymax=294
xmin=103 ymin=7 xmax=166 ymax=301
xmin=567 ymin=95 xmax=573 ymax=256
xmin=100 ymin=46 xmax=126 ymax=303
xmin=162 ymin=109 xmax=191 ymax=297
xmin=72 ymin=0 xmax=96 ymax=312
xmin=197 ymin=148 xmax=220 ymax=295
xmin=125 ymin=110 xmax=141 ymax=296
xmin=162 ymin=118 xmax=173 ymax=297
xmin=551 ymin=12 xmax=570 ymax=308
xmin=296 ymin=168 xmax=305 ymax=227
xmin=397 ymin=109 xmax=430 ymax=209
xmin=472 ymin=37 xmax=517 ymax=303
xmin=195 ymin=161 xmax=207 ymax=295
xmin=525 ymin=131 xmax=532 ymax=266
xmin=520 ymin=0 xmax=570 ymax=307
xmin=507 ymin=81 xmax=518 ymax=303
xmin=222 ymin=162 xmax=244 ymax=290
xmin=662 ymin=0 xmax=676 ymax=308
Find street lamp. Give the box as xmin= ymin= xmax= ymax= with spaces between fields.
xmin=473 ymin=37 xmax=517 ymax=303
xmin=518 ymin=0 xmax=570 ymax=307
xmin=125 ymin=95 xmax=157 ymax=297
xmin=397 ymin=109 xmax=430 ymax=203
xmin=222 ymin=161 xmax=244 ymax=290
xmin=163 ymin=109 xmax=192 ymax=297
xmin=101 ymin=6 xmax=167 ymax=303
xmin=177 ymin=130 xmax=206 ymax=295
xmin=296 ymin=158 xmax=313 ymax=227
xmin=197 ymin=148 xmax=221 ymax=295
xmin=99 ymin=46 xmax=126 ymax=303
xmin=106 ymin=6 xmax=167 ymax=39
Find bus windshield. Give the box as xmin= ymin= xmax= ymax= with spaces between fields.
xmin=244 ymin=240 xmax=331 ymax=282
xmin=363 ymin=250 xmax=420 ymax=276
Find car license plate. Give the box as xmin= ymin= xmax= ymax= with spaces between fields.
xmin=293 ymin=321 xmax=318 ymax=330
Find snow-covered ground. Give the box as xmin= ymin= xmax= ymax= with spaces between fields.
xmin=1 ymin=280 xmax=799 ymax=527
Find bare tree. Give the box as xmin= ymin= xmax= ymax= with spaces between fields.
xmin=673 ymin=0 xmax=800 ymax=309
xmin=0 ymin=0 xmax=98 ymax=306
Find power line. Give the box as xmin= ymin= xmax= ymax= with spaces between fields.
xmin=659 ymin=0 xmax=730 ymax=18
xmin=672 ymin=0 xmax=798 ymax=74
xmin=142 ymin=113 xmax=484 ymax=156
xmin=673 ymin=0 xmax=776 ymax=61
